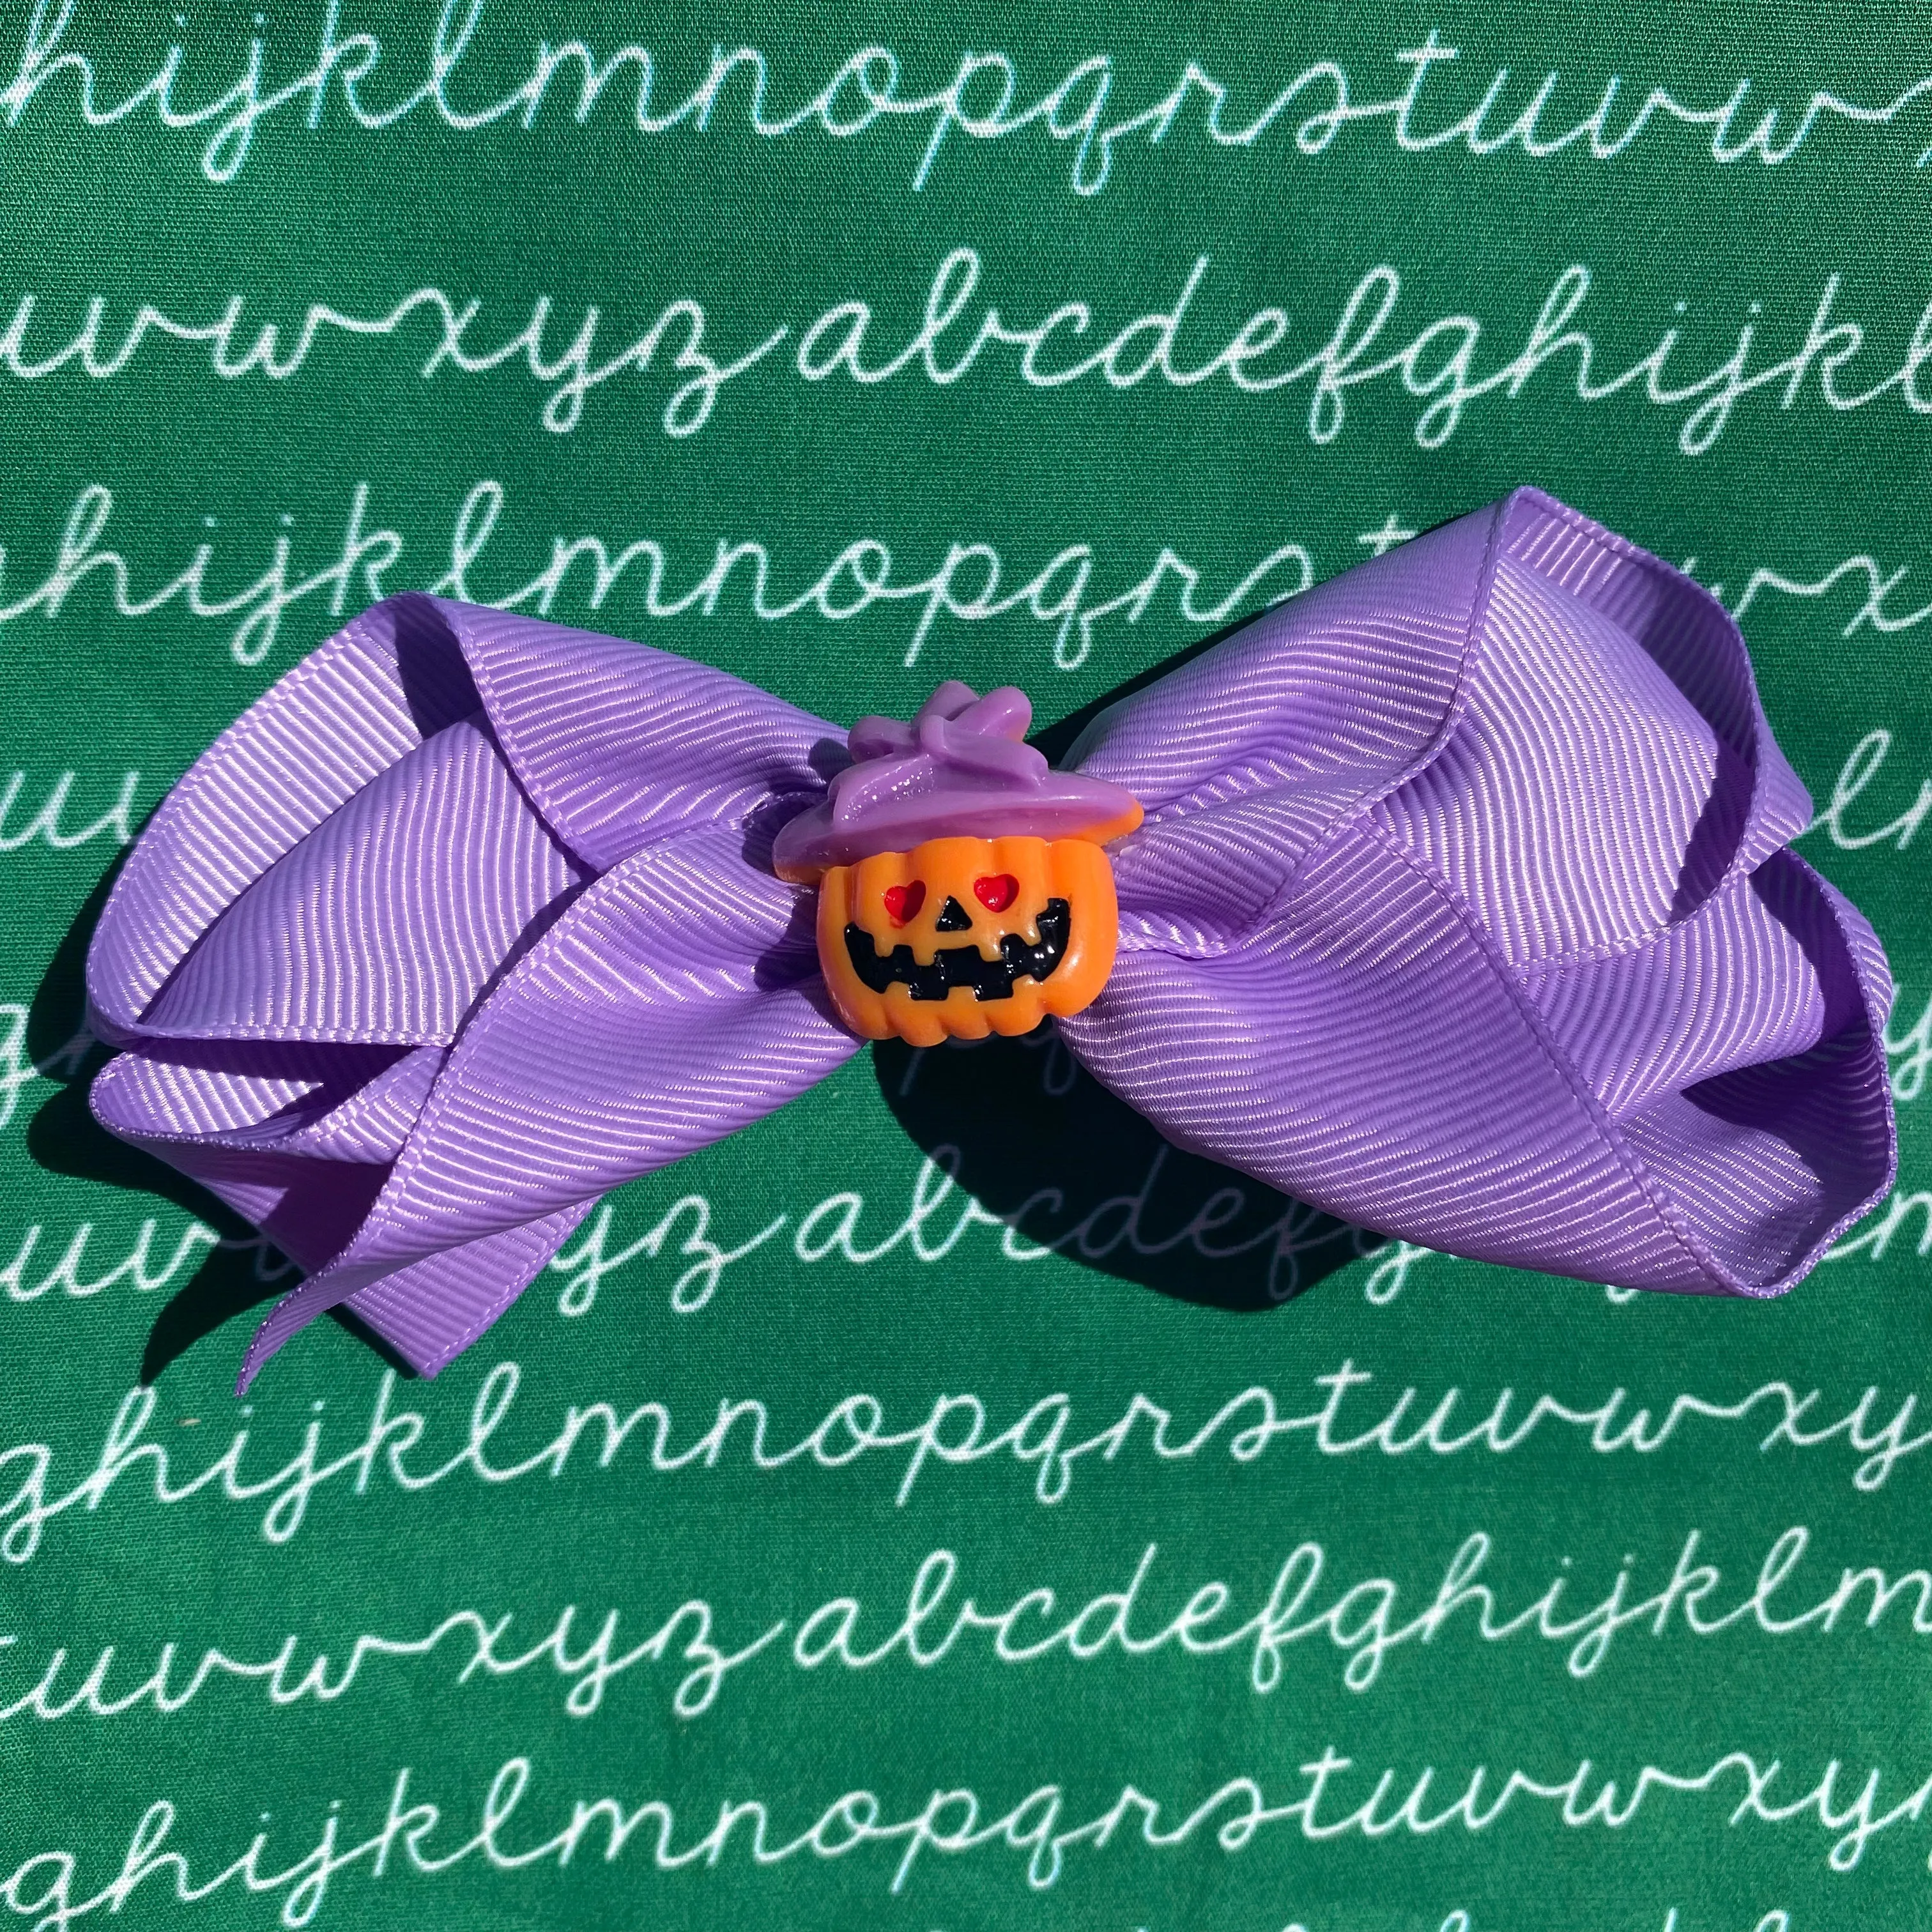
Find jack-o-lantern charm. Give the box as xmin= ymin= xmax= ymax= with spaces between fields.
xmin=772 ymin=683 xmax=1143 ymax=1046
xmin=820 ymin=834 xmax=1116 ymax=1046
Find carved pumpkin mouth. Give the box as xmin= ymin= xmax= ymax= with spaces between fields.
xmin=843 ymin=898 xmax=1071 ymax=1003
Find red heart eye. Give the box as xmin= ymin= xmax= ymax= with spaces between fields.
xmin=882 ymin=880 xmax=925 ymax=926
xmin=974 ymin=873 xmax=1019 ymax=912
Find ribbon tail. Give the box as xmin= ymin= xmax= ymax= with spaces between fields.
xmin=240 ymin=1201 xmax=596 ymax=1392
xmin=233 ymin=824 xmax=856 ymax=1389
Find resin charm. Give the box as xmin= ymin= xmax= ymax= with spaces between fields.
xmin=770 ymin=681 xmax=1143 ymax=1045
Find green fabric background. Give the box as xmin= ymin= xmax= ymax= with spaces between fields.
xmin=2 ymin=3 xmax=1929 ymax=1926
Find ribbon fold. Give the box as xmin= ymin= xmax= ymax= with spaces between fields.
xmin=85 ymin=489 xmax=1897 ymax=1391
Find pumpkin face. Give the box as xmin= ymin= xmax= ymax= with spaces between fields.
xmin=817 ymin=835 xmax=1119 ymax=1045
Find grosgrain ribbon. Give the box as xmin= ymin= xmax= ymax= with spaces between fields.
xmin=85 ymin=489 xmax=1897 ymax=1392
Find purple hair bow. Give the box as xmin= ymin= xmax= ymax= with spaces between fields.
xmin=86 ymin=489 xmax=1897 ymax=1392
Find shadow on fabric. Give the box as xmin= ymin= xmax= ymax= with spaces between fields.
xmin=871 ymin=1029 xmax=1367 ymax=1314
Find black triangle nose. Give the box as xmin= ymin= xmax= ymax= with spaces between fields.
xmin=934 ymin=896 xmax=972 ymax=932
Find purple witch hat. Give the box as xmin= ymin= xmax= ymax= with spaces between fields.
xmin=772 ymin=680 xmax=1142 ymax=878
xmin=84 ymin=489 xmax=1896 ymax=1391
